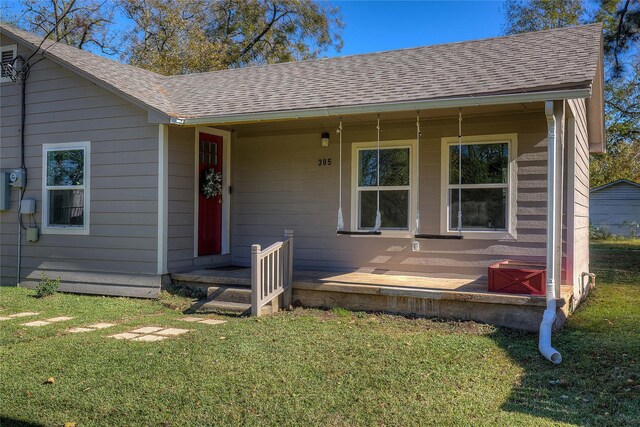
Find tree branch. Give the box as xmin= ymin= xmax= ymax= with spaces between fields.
xmin=239 ymin=3 xmax=292 ymax=59
xmin=613 ymin=0 xmax=631 ymax=72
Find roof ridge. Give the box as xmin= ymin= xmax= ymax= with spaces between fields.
xmin=591 ymin=179 xmax=640 ymax=191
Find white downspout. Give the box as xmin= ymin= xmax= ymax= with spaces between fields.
xmin=540 ymin=101 xmax=562 ymax=364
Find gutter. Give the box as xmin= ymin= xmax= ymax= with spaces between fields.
xmin=170 ymin=87 xmax=592 ymax=126
xmin=540 ymin=100 xmax=562 ymax=364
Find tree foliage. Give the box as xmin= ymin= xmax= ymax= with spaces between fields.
xmin=503 ymin=0 xmax=640 ymax=187
xmin=595 ymin=0 xmax=640 ymax=76
xmin=503 ymin=0 xmax=584 ymax=34
xmin=4 ymin=0 xmax=343 ymax=76
xmin=119 ymin=0 xmax=342 ymax=75
xmin=13 ymin=0 xmax=117 ymax=55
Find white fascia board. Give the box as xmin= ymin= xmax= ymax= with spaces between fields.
xmin=169 ymin=87 xmax=592 ymax=126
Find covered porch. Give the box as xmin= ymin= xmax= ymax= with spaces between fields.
xmin=163 ymin=100 xmax=577 ymax=334
xmin=170 ymin=266 xmax=573 ymax=331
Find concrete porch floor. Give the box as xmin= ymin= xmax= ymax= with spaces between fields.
xmin=170 ymin=267 xmax=572 ymax=331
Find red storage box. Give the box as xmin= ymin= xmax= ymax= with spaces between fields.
xmin=488 ymin=261 xmax=546 ymax=295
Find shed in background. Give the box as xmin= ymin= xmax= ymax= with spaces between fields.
xmin=590 ymin=179 xmax=640 ymax=237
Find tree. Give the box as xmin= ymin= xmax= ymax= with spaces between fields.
xmin=590 ymin=140 xmax=640 ymax=187
xmin=5 ymin=0 xmax=343 ymax=75
xmin=10 ymin=0 xmax=117 ymax=55
xmin=595 ymin=0 xmax=640 ymax=77
xmin=119 ymin=0 xmax=343 ymax=75
xmin=502 ymin=0 xmax=584 ymax=34
xmin=503 ymin=0 xmax=640 ymax=186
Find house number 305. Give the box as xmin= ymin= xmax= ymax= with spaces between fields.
xmin=318 ymin=158 xmax=332 ymax=166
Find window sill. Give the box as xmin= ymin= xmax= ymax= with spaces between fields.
xmin=41 ymin=226 xmax=89 ymax=236
xmin=443 ymin=230 xmax=516 ymax=241
xmin=344 ymin=230 xmax=413 ymax=238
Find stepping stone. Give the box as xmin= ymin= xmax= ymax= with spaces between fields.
xmin=199 ymin=319 xmax=226 ymax=325
xmin=155 ymin=328 xmax=190 ymax=336
xmin=47 ymin=316 xmax=74 ymax=323
xmin=130 ymin=326 xmax=164 ymax=334
xmin=68 ymin=327 xmax=94 ymax=333
xmin=0 ymin=317 xmax=11 ymax=321
xmin=179 ymin=317 xmax=203 ymax=322
xmin=87 ymin=323 xmax=116 ymax=329
xmin=131 ymin=334 xmax=167 ymax=342
xmin=23 ymin=321 xmax=51 ymax=327
xmin=9 ymin=312 xmax=40 ymax=318
xmin=109 ymin=332 xmax=140 ymax=340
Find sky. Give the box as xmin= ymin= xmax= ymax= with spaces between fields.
xmin=326 ymin=1 xmax=506 ymax=57
xmin=3 ymin=0 xmax=508 ymax=59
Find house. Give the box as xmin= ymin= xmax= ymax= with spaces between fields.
xmin=1 ymin=23 xmax=604 ymax=360
xmin=590 ymin=179 xmax=640 ymax=237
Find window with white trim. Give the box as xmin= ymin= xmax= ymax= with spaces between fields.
xmin=352 ymin=140 xmax=416 ymax=232
xmin=1 ymin=45 xmax=17 ymax=83
xmin=42 ymin=142 xmax=90 ymax=234
xmin=442 ymin=134 xmax=517 ymax=237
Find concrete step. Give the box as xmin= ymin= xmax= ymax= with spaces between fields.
xmin=206 ymin=285 xmax=252 ymax=304
xmin=191 ymin=299 xmax=252 ymax=315
xmin=170 ymin=270 xmax=251 ymax=287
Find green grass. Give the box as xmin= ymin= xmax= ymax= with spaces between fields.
xmin=1 ymin=240 xmax=638 ymax=426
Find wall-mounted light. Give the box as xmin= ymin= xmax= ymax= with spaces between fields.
xmin=321 ymin=132 xmax=330 ymax=147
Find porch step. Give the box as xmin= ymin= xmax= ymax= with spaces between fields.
xmin=169 ymin=270 xmax=253 ymax=316
xmin=171 ymin=267 xmax=251 ymax=287
xmin=191 ymin=299 xmax=251 ymax=315
xmin=206 ymin=285 xmax=252 ymax=304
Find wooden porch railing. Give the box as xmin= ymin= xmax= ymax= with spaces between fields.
xmin=251 ymin=229 xmax=293 ymax=317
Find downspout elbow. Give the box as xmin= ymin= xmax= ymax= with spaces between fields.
xmin=539 ymin=301 xmax=562 ymax=364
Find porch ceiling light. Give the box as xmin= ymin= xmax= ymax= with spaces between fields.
xmin=321 ymin=132 xmax=330 ymax=147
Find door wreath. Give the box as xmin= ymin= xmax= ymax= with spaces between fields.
xmin=201 ymin=168 xmax=223 ymax=199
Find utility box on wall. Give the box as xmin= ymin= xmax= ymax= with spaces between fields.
xmin=0 ymin=172 xmax=11 ymax=211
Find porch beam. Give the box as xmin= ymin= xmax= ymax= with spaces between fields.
xmin=169 ymin=88 xmax=592 ymax=126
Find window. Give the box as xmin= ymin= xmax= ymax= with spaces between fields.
xmin=42 ymin=142 xmax=90 ymax=235
xmin=1 ymin=45 xmax=17 ymax=83
xmin=351 ymin=140 xmax=416 ymax=234
xmin=441 ymin=134 xmax=517 ymax=239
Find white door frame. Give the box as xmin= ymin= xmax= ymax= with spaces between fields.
xmin=194 ymin=126 xmax=232 ymax=257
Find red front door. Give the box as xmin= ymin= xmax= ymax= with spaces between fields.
xmin=198 ymin=132 xmax=223 ymax=256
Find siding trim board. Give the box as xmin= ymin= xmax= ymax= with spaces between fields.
xmin=158 ymin=124 xmax=169 ymax=274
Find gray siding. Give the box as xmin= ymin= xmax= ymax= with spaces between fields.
xmin=167 ymin=126 xmax=195 ymax=270
xmin=0 ymin=35 xmax=161 ymax=297
xmin=567 ymin=99 xmax=591 ymax=297
xmin=230 ymin=111 xmax=553 ymax=278
xmin=590 ymin=183 xmax=640 ymax=237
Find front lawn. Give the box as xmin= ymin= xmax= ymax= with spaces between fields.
xmin=1 ymin=240 xmax=638 ymax=426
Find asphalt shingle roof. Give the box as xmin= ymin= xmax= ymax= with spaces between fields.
xmin=1 ymin=23 xmax=602 ymax=121
xmin=0 ymin=25 xmax=172 ymax=115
